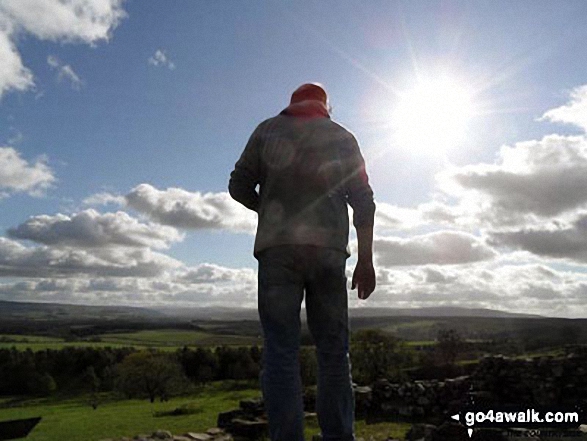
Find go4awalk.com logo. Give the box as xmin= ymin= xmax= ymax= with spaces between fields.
xmin=451 ymin=405 xmax=586 ymax=438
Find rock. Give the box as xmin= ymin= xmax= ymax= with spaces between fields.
xmin=173 ymin=436 xmax=192 ymax=441
xmin=228 ymin=418 xmax=268 ymax=439
xmin=239 ymin=397 xmax=264 ymax=415
xmin=398 ymin=405 xmax=413 ymax=417
xmin=184 ymin=433 xmax=211 ymax=441
xmin=205 ymin=428 xmax=224 ymax=436
xmin=405 ymin=423 xmax=437 ymax=441
xmin=432 ymin=422 xmax=469 ymax=440
xmin=417 ymin=396 xmax=430 ymax=406
xmin=304 ymin=411 xmax=318 ymax=420
xmin=217 ymin=409 xmax=245 ymax=429
xmin=354 ymin=385 xmax=372 ymax=416
xmin=153 ymin=431 xmax=173 ymax=440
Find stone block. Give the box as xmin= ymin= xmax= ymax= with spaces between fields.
xmin=184 ymin=433 xmax=211 ymax=441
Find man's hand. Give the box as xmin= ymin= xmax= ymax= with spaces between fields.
xmin=351 ymin=258 xmax=376 ymax=300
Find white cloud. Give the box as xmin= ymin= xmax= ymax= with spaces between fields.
xmin=542 ymin=85 xmax=587 ymax=132
xmin=0 ymin=236 xmax=182 ymax=278
xmin=374 ymin=230 xmax=496 ymax=266
xmin=374 ymin=202 xmax=422 ymax=231
xmin=0 ymin=146 xmax=55 ymax=196
xmin=350 ymin=263 xmax=587 ymax=318
xmin=125 ymin=183 xmax=257 ymax=234
xmin=47 ymin=55 xmax=83 ymax=90
xmin=0 ymin=262 xmax=258 ymax=307
xmin=438 ymin=134 xmax=587 ymax=227
xmin=0 ymin=0 xmax=125 ymax=43
xmin=83 ymin=191 xmax=126 ymax=206
xmin=1 ymin=208 xmax=185 ymax=279
xmin=2 ymin=258 xmax=586 ymax=316
xmin=490 ymin=212 xmax=587 ymax=263
xmin=148 ymin=49 xmax=175 ymax=70
xmin=178 ymin=263 xmax=256 ymax=284
xmin=0 ymin=23 xmax=34 ymax=97
xmin=418 ymin=200 xmax=464 ymax=226
xmin=0 ymin=0 xmax=126 ymax=98
xmin=8 ymin=209 xmax=183 ymax=249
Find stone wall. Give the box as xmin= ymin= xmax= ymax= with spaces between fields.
xmin=215 ymin=350 xmax=587 ymax=440
xmin=471 ymin=352 xmax=587 ymax=407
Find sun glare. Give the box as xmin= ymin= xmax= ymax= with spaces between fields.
xmin=392 ymin=76 xmax=474 ymax=154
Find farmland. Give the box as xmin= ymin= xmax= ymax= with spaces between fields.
xmin=0 ymin=329 xmax=262 ymax=351
xmin=1 ymin=301 xmax=587 ymax=440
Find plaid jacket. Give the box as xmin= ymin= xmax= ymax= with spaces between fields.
xmin=229 ymin=107 xmax=375 ymax=258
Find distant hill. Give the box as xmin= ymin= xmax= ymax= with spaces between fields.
xmin=1 ymin=300 xmax=585 ymax=345
xmin=347 ymin=306 xmax=543 ymax=319
xmin=0 ymin=301 xmax=545 ymax=322
xmin=0 ymin=300 xmax=164 ymax=321
xmin=157 ymin=305 xmax=543 ymax=320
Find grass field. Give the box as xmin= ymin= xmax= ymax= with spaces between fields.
xmin=0 ymin=386 xmax=259 ymax=441
xmin=0 ymin=383 xmax=410 ymax=441
xmin=0 ymin=330 xmax=262 ymax=351
xmin=99 ymin=330 xmax=261 ymax=347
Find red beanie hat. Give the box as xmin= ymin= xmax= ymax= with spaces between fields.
xmin=290 ymin=83 xmax=328 ymax=105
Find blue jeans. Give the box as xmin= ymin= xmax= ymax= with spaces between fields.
xmin=257 ymin=245 xmax=355 ymax=441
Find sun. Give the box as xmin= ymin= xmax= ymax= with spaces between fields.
xmin=392 ymin=75 xmax=475 ymax=155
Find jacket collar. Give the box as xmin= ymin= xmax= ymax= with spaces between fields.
xmin=280 ymin=100 xmax=330 ymax=119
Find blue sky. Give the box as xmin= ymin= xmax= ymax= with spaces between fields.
xmin=2 ymin=0 xmax=587 ymax=317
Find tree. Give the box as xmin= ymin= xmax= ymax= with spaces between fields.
xmin=115 ymin=351 xmax=187 ymax=403
xmin=83 ymin=366 xmax=101 ymax=409
xmin=27 ymin=372 xmax=57 ymax=396
xmin=350 ymin=329 xmax=414 ymax=385
xmin=435 ymin=328 xmax=463 ymax=366
xmin=178 ymin=347 xmax=218 ymax=384
xmin=215 ymin=346 xmax=259 ymax=380
xmin=299 ymin=347 xmax=317 ymax=386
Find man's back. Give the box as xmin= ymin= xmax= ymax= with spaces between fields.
xmin=229 ymin=112 xmax=374 ymax=258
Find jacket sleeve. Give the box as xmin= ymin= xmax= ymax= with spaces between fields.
xmin=229 ymin=125 xmax=262 ymax=212
xmin=345 ymin=135 xmax=376 ymax=228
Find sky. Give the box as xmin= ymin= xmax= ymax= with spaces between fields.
xmin=1 ymin=0 xmax=587 ymax=317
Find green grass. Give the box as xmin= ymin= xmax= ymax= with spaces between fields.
xmin=381 ymin=320 xmax=438 ymax=333
xmin=0 ymin=334 xmax=62 ymax=343
xmin=0 ymin=386 xmax=260 ymax=441
xmin=100 ymin=329 xmax=261 ymax=347
xmin=0 ymin=384 xmax=411 ymax=441
xmin=405 ymin=340 xmax=435 ymax=347
xmin=0 ymin=341 xmax=134 ymax=351
xmin=0 ymin=330 xmax=262 ymax=351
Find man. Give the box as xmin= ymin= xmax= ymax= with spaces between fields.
xmin=229 ymin=83 xmax=376 ymax=441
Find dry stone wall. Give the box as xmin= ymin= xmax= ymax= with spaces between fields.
xmin=100 ymin=350 xmax=587 ymax=441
